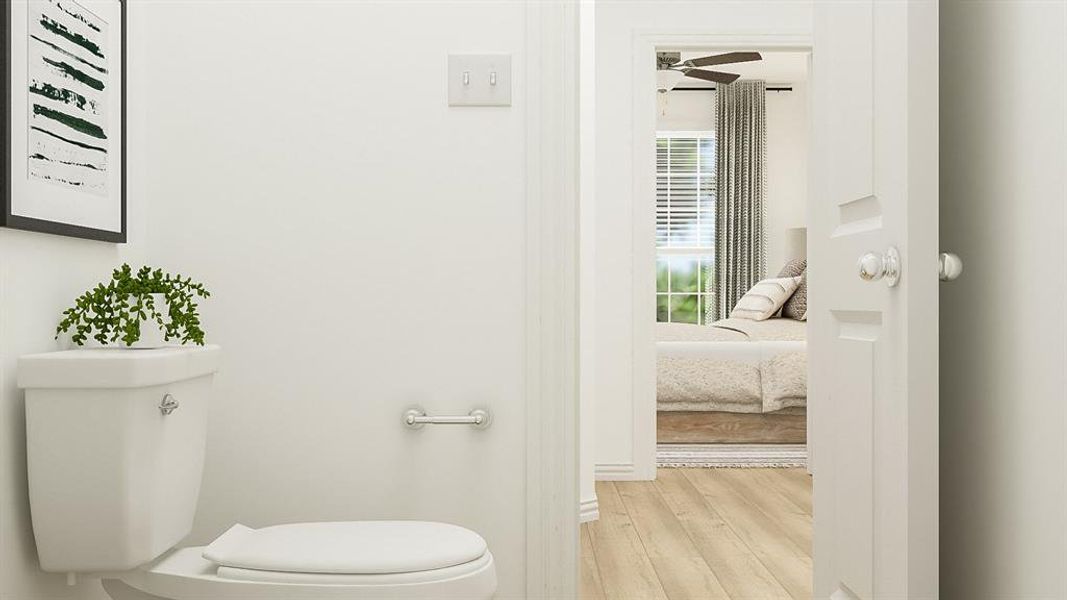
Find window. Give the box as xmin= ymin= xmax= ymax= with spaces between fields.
xmin=656 ymin=131 xmax=715 ymax=325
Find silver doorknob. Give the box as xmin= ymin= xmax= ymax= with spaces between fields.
xmin=939 ymin=252 xmax=963 ymax=281
xmin=857 ymin=246 xmax=901 ymax=287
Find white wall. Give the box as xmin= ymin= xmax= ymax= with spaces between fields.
xmin=655 ymin=84 xmax=809 ymax=273
xmin=939 ymin=0 xmax=1067 ymax=596
xmin=656 ymin=91 xmax=715 ymax=131
xmin=764 ymin=84 xmax=808 ymax=271
xmin=142 ymin=2 xmax=532 ymax=596
xmin=0 ymin=3 xmax=148 ymax=597
xmin=594 ymin=1 xmax=812 ymax=477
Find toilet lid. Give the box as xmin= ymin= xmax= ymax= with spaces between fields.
xmin=202 ymin=521 xmax=488 ymax=575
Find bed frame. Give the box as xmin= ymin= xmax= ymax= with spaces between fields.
xmin=657 ymin=409 xmax=806 ymax=444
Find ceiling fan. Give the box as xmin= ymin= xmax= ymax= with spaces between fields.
xmin=656 ymin=51 xmax=763 ymax=92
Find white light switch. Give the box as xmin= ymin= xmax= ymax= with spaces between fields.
xmin=448 ymin=54 xmax=511 ymax=107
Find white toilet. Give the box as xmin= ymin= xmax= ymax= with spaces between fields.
xmin=18 ymin=345 xmax=497 ymax=599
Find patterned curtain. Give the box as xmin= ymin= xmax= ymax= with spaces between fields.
xmin=708 ymin=80 xmax=767 ymax=322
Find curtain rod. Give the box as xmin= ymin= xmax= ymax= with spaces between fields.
xmin=671 ymin=86 xmax=793 ymax=92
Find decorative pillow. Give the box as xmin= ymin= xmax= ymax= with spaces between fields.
xmin=777 ymin=258 xmax=807 ymax=278
xmin=782 ymin=271 xmax=808 ymax=321
xmin=730 ymin=276 xmax=802 ymax=321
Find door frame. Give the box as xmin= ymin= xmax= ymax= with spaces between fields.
xmin=628 ymin=32 xmax=814 ymax=480
xmin=525 ymin=0 xmax=580 ymax=597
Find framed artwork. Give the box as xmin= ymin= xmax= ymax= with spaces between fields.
xmin=2 ymin=0 xmax=126 ymax=242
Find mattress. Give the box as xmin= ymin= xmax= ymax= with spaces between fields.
xmin=656 ymin=318 xmax=807 ymax=413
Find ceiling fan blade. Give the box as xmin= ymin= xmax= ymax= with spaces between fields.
xmin=683 ymin=69 xmax=741 ymax=84
xmin=682 ymin=51 xmax=762 ymax=68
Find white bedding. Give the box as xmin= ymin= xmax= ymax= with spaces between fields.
xmin=656 ymin=319 xmax=807 ymax=413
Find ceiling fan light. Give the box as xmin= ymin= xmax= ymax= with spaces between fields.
xmin=656 ymin=70 xmax=686 ymax=92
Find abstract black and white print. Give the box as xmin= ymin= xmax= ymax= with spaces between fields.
xmin=26 ymin=0 xmax=108 ymax=196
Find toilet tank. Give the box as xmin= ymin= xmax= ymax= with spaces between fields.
xmin=18 ymin=345 xmax=221 ymax=573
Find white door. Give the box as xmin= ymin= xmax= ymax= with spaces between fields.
xmin=809 ymin=1 xmax=939 ymax=598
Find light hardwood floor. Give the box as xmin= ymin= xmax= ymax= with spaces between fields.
xmin=581 ymin=468 xmax=812 ymax=600
xmin=657 ymin=411 xmax=807 ymax=444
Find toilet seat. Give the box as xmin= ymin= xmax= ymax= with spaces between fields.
xmin=103 ymin=521 xmax=497 ymax=600
xmin=204 ymin=521 xmax=488 ymax=574
xmin=216 ymin=552 xmax=495 ymax=585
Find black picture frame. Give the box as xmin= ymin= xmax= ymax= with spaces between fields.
xmin=1 ymin=0 xmax=126 ymax=243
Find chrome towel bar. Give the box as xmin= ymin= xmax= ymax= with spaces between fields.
xmin=403 ymin=406 xmax=492 ymax=430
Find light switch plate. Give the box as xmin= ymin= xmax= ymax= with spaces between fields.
xmin=448 ymin=54 xmax=512 ymax=107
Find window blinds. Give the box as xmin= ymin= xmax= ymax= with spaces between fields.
xmin=655 ymin=133 xmax=715 ymax=250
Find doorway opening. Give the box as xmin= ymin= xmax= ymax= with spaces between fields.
xmin=653 ymin=49 xmax=811 ymax=469
xmin=582 ymin=38 xmax=815 ymax=599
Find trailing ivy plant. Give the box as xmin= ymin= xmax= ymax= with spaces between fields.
xmin=56 ymin=264 xmax=211 ymax=347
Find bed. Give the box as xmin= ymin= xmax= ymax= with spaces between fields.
xmin=656 ymin=318 xmax=807 ymax=444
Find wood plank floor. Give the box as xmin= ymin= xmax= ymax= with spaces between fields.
xmin=582 ymin=468 xmax=812 ymax=600
xmin=657 ymin=411 xmax=807 ymax=444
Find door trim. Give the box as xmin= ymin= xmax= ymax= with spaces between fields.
xmin=525 ymin=0 xmax=580 ymax=597
xmin=626 ymin=32 xmax=813 ymax=481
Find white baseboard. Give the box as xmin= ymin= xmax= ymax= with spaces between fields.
xmin=579 ymin=497 xmax=599 ymax=523
xmin=594 ymin=462 xmax=636 ymax=480
xmin=657 ymin=444 xmax=807 ymax=468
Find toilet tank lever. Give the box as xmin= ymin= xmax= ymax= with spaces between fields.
xmin=403 ymin=407 xmax=492 ymax=430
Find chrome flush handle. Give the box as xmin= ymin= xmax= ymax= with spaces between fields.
xmin=857 ymin=246 xmax=901 ymax=287
xmin=159 ymin=393 xmax=179 ymax=416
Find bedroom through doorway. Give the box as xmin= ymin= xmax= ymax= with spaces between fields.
xmin=580 ymin=33 xmax=815 ymax=599
xmin=653 ymin=49 xmax=810 ymax=469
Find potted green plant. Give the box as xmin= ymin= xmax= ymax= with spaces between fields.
xmin=56 ymin=264 xmax=211 ymax=349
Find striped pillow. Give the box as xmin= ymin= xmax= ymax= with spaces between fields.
xmin=729 ymin=276 xmax=803 ymax=321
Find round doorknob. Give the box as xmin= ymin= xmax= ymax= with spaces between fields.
xmin=857 ymin=246 xmax=901 ymax=287
xmin=858 ymin=253 xmax=885 ymax=281
xmin=939 ymin=252 xmax=963 ymax=281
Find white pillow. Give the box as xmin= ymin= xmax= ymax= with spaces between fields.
xmin=729 ymin=276 xmax=802 ymax=321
